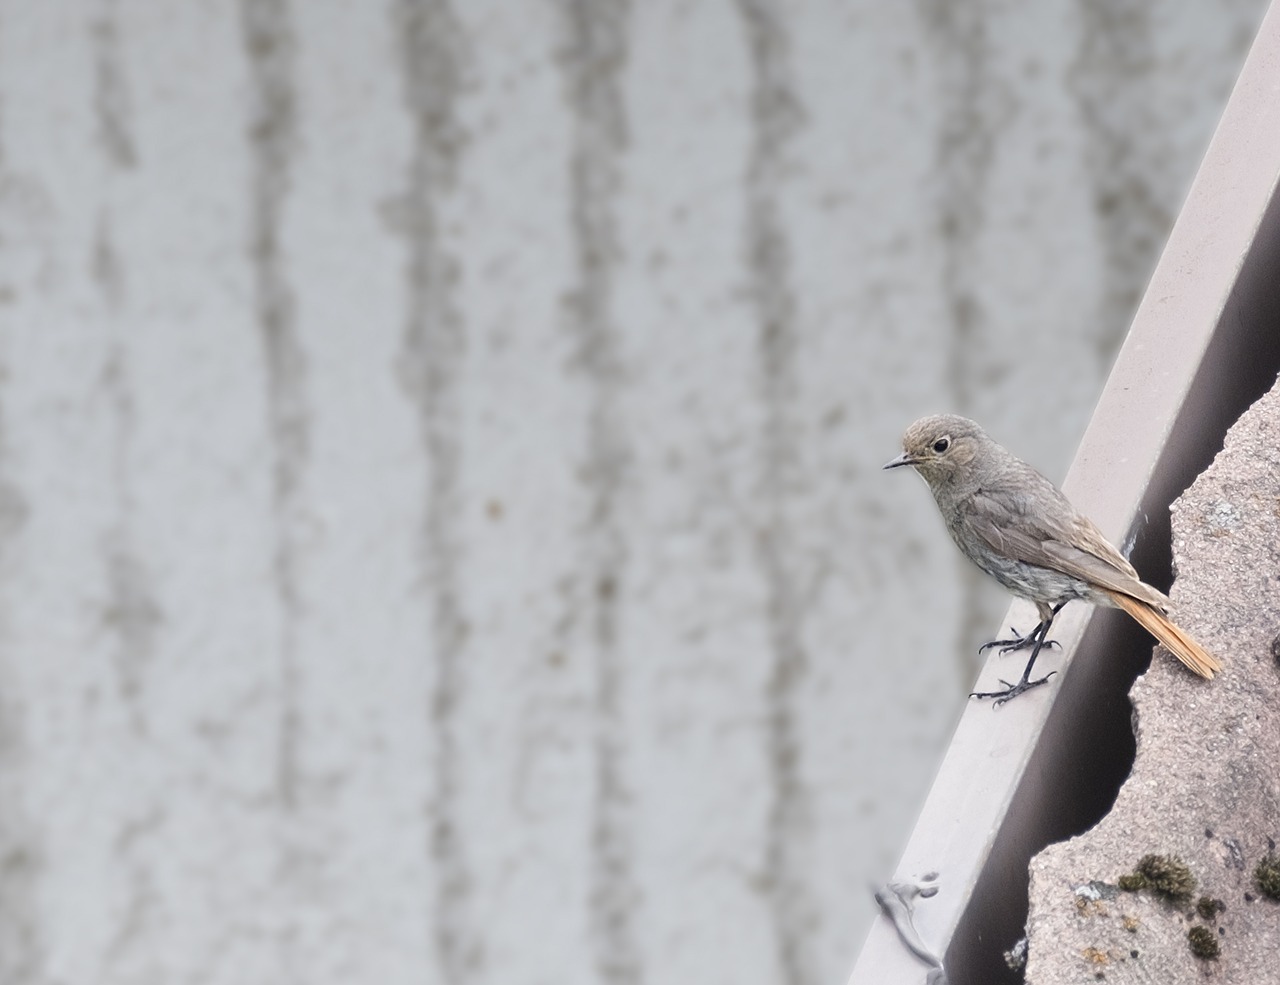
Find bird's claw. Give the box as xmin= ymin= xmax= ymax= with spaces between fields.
xmin=969 ymin=671 xmax=1057 ymax=706
xmin=979 ymin=628 xmax=1061 ymax=656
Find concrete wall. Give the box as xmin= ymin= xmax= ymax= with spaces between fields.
xmin=0 ymin=1 xmax=1265 ymax=983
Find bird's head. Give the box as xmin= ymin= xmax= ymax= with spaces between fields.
xmin=883 ymin=414 xmax=987 ymax=487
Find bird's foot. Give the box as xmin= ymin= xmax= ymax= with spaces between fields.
xmin=979 ymin=627 xmax=1060 ymax=656
xmin=969 ymin=672 xmax=1057 ymax=706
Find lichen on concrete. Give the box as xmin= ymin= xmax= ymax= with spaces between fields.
xmin=1025 ymin=376 xmax=1280 ymax=983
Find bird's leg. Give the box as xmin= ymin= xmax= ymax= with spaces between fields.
xmin=978 ymin=602 xmax=1067 ymax=656
xmin=970 ymin=603 xmax=1066 ymax=705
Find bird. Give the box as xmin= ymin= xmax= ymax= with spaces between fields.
xmin=884 ymin=414 xmax=1220 ymax=704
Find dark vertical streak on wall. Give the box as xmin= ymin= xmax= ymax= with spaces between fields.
xmin=240 ymin=0 xmax=308 ymax=807
xmin=392 ymin=2 xmax=478 ymax=981
xmin=917 ymin=0 xmax=995 ymax=683
xmin=103 ymin=807 xmax=165 ymax=974
xmin=1069 ymin=0 xmax=1165 ymax=366
xmin=91 ymin=0 xmax=161 ymax=736
xmin=0 ymin=395 xmax=38 ymax=979
xmin=92 ymin=0 xmax=137 ymax=170
xmin=0 ymin=446 xmax=36 ymax=980
xmin=736 ymin=4 xmax=816 ymax=984
xmin=556 ymin=3 xmax=641 ymax=984
xmin=0 ymin=15 xmax=42 ymax=976
xmin=99 ymin=333 xmax=163 ymax=731
xmin=90 ymin=7 xmax=163 ymax=971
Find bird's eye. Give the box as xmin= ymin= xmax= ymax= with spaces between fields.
xmin=932 ymin=436 xmax=950 ymax=454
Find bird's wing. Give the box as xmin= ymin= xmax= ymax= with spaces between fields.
xmin=967 ymin=485 xmax=1169 ymax=608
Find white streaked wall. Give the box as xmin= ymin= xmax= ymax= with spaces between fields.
xmin=0 ymin=1 xmax=1265 ymax=982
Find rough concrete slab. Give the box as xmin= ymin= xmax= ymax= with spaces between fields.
xmin=1025 ymin=375 xmax=1280 ymax=983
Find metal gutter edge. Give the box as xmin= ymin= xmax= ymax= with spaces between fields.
xmin=848 ymin=2 xmax=1280 ymax=982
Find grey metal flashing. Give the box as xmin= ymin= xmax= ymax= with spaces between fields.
xmin=848 ymin=2 xmax=1280 ymax=982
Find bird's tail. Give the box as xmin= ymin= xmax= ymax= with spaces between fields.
xmin=1106 ymin=590 xmax=1221 ymax=679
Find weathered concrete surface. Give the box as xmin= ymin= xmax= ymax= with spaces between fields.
xmin=1025 ymin=376 xmax=1280 ymax=983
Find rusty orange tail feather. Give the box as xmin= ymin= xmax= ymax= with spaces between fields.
xmin=1106 ymin=590 xmax=1221 ymax=680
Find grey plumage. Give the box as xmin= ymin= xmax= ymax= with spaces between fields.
xmin=885 ymin=414 xmax=1220 ymax=702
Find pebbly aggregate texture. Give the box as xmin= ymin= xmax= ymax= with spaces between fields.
xmin=1025 ymin=376 xmax=1280 ymax=984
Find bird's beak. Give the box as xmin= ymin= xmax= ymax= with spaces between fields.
xmin=882 ymin=452 xmax=917 ymax=470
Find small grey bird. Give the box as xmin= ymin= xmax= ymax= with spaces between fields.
xmin=885 ymin=414 xmax=1220 ymax=704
